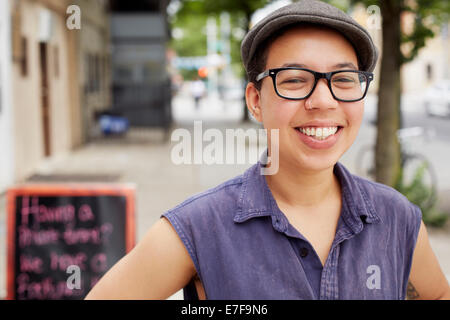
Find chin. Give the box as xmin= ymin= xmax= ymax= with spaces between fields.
xmin=302 ymin=158 xmax=338 ymax=172
xmin=290 ymin=149 xmax=341 ymax=172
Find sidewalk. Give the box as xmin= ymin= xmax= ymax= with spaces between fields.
xmin=1 ymin=94 xmax=449 ymax=299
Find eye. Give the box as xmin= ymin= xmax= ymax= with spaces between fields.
xmin=333 ymin=77 xmax=355 ymax=83
xmin=280 ymin=77 xmax=307 ymax=84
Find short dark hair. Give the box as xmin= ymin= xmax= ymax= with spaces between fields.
xmin=245 ymin=23 xmax=361 ymax=91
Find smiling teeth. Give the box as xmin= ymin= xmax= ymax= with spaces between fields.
xmin=299 ymin=127 xmax=338 ymax=140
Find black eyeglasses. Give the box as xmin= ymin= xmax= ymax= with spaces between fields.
xmin=256 ymin=67 xmax=374 ymax=102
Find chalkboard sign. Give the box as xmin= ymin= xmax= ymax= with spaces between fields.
xmin=6 ymin=184 xmax=135 ymax=300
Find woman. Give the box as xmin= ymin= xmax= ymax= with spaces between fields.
xmin=85 ymin=0 xmax=450 ymax=300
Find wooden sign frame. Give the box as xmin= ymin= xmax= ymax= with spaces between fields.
xmin=6 ymin=183 xmax=136 ymax=300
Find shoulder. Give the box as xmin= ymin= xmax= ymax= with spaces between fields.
xmin=353 ymin=174 xmax=417 ymax=212
xmin=160 ymin=170 xmax=247 ymax=273
xmin=162 ymin=171 xmax=244 ymax=224
xmin=354 ymin=174 xmax=408 ymax=206
xmin=353 ymin=173 xmax=422 ymax=236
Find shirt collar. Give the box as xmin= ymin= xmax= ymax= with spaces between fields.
xmin=333 ymin=161 xmax=382 ymax=233
xmin=234 ymin=151 xmax=273 ymax=222
xmin=234 ymin=148 xmax=381 ymax=234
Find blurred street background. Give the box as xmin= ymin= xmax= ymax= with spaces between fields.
xmin=0 ymin=0 xmax=449 ymax=300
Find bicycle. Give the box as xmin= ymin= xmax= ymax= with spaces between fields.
xmin=355 ymin=126 xmax=438 ymax=211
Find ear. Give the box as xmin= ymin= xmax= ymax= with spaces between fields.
xmin=245 ymin=82 xmax=263 ymax=123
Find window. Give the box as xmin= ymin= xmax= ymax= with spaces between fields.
xmin=90 ymin=54 xmax=95 ymax=92
xmin=54 ymin=46 xmax=59 ymax=78
xmin=95 ymin=55 xmax=100 ymax=92
xmin=20 ymin=36 xmax=28 ymax=77
xmin=85 ymin=53 xmax=91 ymax=93
xmin=85 ymin=53 xmax=103 ymax=93
xmin=426 ymin=63 xmax=433 ymax=81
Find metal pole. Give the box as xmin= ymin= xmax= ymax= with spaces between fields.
xmin=206 ymin=16 xmax=218 ymax=96
xmin=220 ymin=12 xmax=231 ymax=100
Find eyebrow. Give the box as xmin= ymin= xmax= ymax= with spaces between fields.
xmin=281 ymin=63 xmax=307 ymax=68
xmin=280 ymin=62 xmax=358 ymax=70
xmin=332 ymin=62 xmax=358 ymax=69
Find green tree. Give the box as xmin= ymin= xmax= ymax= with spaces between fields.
xmin=170 ymin=13 xmax=208 ymax=57
xmin=172 ymin=0 xmax=271 ymax=121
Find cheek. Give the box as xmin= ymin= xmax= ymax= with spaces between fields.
xmin=351 ymin=102 xmax=364 ymax=124
xmin=261 ymin=98 xmax=298 ymax=129
xmin=259 ymin=82 xmax=298 ymax=129
xmin=344 ymin=102 xmax=364 ymax=135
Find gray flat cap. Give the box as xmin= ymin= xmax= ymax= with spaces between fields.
xmin=241 ymin=0 xmax=378 ymax=73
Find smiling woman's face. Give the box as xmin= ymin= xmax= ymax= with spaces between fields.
xmin=247 ymin=25 xmax=365 ymax=173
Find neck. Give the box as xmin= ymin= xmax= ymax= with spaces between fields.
xmin=264 ymin=155 xmax=340 ymax=209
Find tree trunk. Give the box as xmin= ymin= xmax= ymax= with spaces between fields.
xmin=375 ymin=0 xmax=402 ymax=187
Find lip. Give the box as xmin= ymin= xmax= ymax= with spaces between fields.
xmin=294 ymin=120 xmax=344 ymax=128
xmin=294 ymin=126 xmax=343 ymax=150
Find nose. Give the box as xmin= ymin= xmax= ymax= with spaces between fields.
xmin=304 ymin=78 xmax=339 ymax=110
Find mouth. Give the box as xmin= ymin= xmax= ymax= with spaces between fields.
xmin=294 ymin=126 xmax=343 ymax=140
xmin=293 ymin=125 xmax=344 ymax=150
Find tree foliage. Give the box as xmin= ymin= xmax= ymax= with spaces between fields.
xmin=171 ymin=0 xmax=272 ymax=60
xmin=170 ymin=12 xmax=208 ymax=57
xmin=173 ymin=0 xmax=271 ymax=29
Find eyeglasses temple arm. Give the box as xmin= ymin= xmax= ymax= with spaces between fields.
xmin=256 ymin=70 xmax=271 ymax=82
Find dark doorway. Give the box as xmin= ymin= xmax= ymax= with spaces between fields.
xmin=39 ymin=42 xmax=51 ymax=157
xmin=110 ymin=12 xmax=172 ymax=132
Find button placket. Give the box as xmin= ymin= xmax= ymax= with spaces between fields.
xmin=320 ymin=249 xmax=335 ymax=300
xmin=319 ymin=227 xmax=354 ymax=299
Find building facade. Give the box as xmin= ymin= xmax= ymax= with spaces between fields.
xmin=0 ymin=0 xmax=15 ymax=193
xmin=5 ymin=0 xmax=112 ymax=187
xmin=401 ymin=21 xmax=449 ymax=93
xmin=73 ymin=0 xmax=112 ymax=143
xmin=10 ymin=0 xmax=76 ymax=182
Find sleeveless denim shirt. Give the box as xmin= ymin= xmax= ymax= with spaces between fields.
xmin=162 ymin=150 xmax=422 ymax=300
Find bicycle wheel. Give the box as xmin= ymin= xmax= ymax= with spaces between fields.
xmin=401 ymin=154 xmax=438 ymax=211
xmin=355 ymin=144 xmax=376 ymax=180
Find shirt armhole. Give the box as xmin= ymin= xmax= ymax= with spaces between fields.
xmin=402 ymin=204 xmax=423 ymax=299
xmin=161 ymin=211 xmax=202 ymax=281
xmin=409 ymin=205 xmax=423 ymax=254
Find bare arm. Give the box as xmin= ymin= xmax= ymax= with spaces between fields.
xmin=407 ymin=220 xmax=450 ymax=300
xmin=85 ymin=217 xmax=196 ymax=299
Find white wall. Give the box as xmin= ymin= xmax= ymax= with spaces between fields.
xmin=0 ymin=0 xmax=15 ymax=193
xmin=12 ymin=1 xmax=73 ymax=182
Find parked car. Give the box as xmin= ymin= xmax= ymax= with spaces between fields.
xmin=424 ymin=80 xmax=450 ymax=117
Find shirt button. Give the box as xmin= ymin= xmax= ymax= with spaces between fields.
xmin=299 ymin=247 xmax=309 ymax=258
